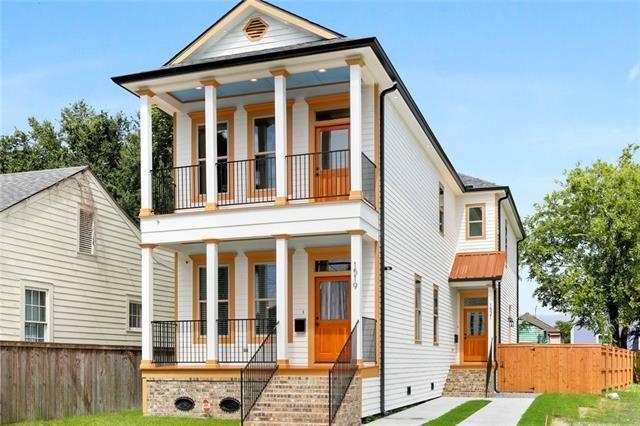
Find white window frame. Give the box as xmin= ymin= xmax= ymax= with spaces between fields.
xmin=77 ymin=205 xmax=96 ymax=255
xmin=20 ymin=281 xmax=53 ymax=342
xmin=126 ymin=295 xmax=142 ymax=332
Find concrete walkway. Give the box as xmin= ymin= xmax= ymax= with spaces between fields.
xmin=367 ymin=395 xmax=536 ymax=426
xmin=367 ymin=397 xmax=471 ymax=425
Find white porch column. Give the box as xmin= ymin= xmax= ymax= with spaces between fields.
xmin=347 ymin=57 xmax=364 ymax=200
xmin=349 ymin=230 xmax=365 ymax=362
xmin=137 ymin=89 xmax=154 ymax=217
xmin=205 ymin=239 xmax=220 ymax=365
xmin=487 ymin=284 xmax=495 ymax=359
xmin=140 ymin=243 xmax=156 ymax=364
xmin=274 ymin=234 xmax=289 ymax=365
xmin=202 ymin=79 xmax=220 ymax=211
xmin=271 ymin=69 xmax=289 ymax=206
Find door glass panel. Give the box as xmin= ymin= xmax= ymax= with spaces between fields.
xmin=464 ymin=297 xmax=488 ymax=307
xmin=319 ymin=281 xmax=348 ymax=320
xmin=320 ymin=129 xmax=348 ymax=170
xmin=466 ymin=311 xmax=486 ymax=336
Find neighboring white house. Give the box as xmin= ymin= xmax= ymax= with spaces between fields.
xmin=0 ymin=166 xmax=174 ymax=346
xmin=111 ymin=0 xmax=525 ymax=423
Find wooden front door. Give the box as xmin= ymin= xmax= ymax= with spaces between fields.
xmin=314 ymin=276 xmax=351 ymax=362
xmin=463 ymin=307 xmax=488 ymax=362
xmin=313 ymin=125 xmax=350 ymax=200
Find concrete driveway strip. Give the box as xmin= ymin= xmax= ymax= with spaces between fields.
xmin=458 ymin=397 xmax=535 ymax=426
xmin=367 ymin=397 xmax=471 ymax=425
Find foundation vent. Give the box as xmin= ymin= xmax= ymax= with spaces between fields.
xmin=243 ymin=17 xmax=268 ymax=41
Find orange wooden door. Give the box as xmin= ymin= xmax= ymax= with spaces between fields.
xmin=313 ymin=125 xmax=350 ymax=200
xmin=463 ymin=308 xmax=488 ymax=362
xmin=314 ymin=276 xmax=351 ymax=362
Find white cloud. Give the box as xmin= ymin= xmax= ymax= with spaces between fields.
xmin=629 ymin=63 xmax=640 ymax=81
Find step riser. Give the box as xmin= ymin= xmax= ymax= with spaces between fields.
xmin=443 ymin=367 xmax=496 ymax=397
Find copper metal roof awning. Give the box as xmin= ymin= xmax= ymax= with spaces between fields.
xmin=449 ymin=251 xmax=506 ymax=282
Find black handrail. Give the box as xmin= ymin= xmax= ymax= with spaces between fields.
xmin=328 ymin=321 xmax=358 ymax=425
xmin=151 ymin=320 xmax=206 ymax=364
xmin=362 ymin=317 xmax=377 ymax=363
xmin=241 ymin=322 xmax=278 ymax=423
xmin=362 ymin=152 xmax=376 ymax=207
xmin=287 ymin=149 xmax=350 ymax=201
xmin=217 ymin=318 xmax=276 ymax=363
xmin=151 ymin=164 xmax=205 ymax=214
xmin=218 ymin=157 xmax=276 ymax=206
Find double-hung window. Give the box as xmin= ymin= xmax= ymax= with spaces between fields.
xmin=254 ymin=263 xmax=276 ymax=334
xmin=466 ymin=204 xmax=485 ymax=239
xmin=197 ymin=122 xmax=229 ymax=195
xmin=128 ymin=301 xmax=142 ymax=330
xmin=433 ymin=285 xmax=439 ymax=345
xmin=25 ymin=289 xmax=47 ymax=342
xmin=253 ymin=117 xmax=276 ymax=190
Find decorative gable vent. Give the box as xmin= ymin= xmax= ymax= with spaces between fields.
xmin=243 ymin=17 xmax=268 ymax=41
xmin=78 ymin=208 xmax=95 ymax=255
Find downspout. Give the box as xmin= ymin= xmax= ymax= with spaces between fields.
xmin=379 ymin=83 xmax=397 ymax=416
xmin=493 ymin=192 xmax=508 ymax=394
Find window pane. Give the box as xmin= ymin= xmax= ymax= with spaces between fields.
xmin=469 ymin=222 xmax=483 ymax=237
xmin=198 ymin=161 xmax=207 ymax=195
xmin=218 ymin=301 xmax=229 ymax=336
xmin=218 ymin=266 xmax=229 ymax=300
xmin=217 ymin=123 xmax=228 ymax=158
xmin=316 ymin=108 xmax=350 ymax=121
xmin=254 ymin=117 xmax=275 ymax=153
xmin=198 ymin=126 xmax=206 ymax=159
xmin=464 ymin=297 xmax=487 ymax=307
xmin=319 ymin=281 xmax=348 ymax=320
xmin=199 ymin=268 xmax=207 ymax=301
xmin=254 ymin=154 xmax=275 ymax=189
xmin=315 ymin=259 xmax=350 ymax=272
xmin=469 ymin=207 xmax=483 ymax=222
xmin=255 ymin=300 xmax=276 ymax=333
xmin=254 ymin=264 xmax=276 ymax=299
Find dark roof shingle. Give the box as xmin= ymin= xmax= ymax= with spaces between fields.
xmin=459 ymin=173 xmax=499 ymax=189
xmin=519 ymin=312 xmax=560 ymax=333
xmin=0 ymin=166 xmax=87 ymax=212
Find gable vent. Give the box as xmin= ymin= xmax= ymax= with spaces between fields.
xmin=78 ymin=208 xmax=95 ymax=255
xmin=243 ymin=17 xmax=268 ymax=41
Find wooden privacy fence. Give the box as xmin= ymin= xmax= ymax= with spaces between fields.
xmin=0 ymin=341 xmax=141 ymax=424
xmin=497 ymin=344 xmax=633 ymax=394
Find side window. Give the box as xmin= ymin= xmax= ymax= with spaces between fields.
xmin=128 ymin=301 xmax=142 ymax=330
xmin=25 ymin=288 xmax=48 ymax=342
xmin=466 ymin=204 xmax=485 ymax=239
xmin=438 ymin=183 xmax=445 ymax=234
xmin=414 ymin=276 xmax=422 ymax=343
xmin=433 ymin=285 xmax=439 ymax=345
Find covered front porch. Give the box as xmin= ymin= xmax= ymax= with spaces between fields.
xmin=141 ymin=233 xmax=378 ymax=371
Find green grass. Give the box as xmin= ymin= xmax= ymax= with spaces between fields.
xmin=13 ymin=410 xmax=239 ymax=425
xmin=518 ymin=384 xmax=640 ymax=425
xmin=424 ymin=400 xmax=491 ymax=426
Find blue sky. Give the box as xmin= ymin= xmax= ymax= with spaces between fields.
xmin=2 ymin=1 xmax=639 ymax=317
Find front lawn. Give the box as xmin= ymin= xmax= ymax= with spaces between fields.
xmin=424 ymin=400 xmax=491 ymax=426
xmin=518 ymin=384 xmax=640 ymax=425
xmin=13 ymin=410 xmax=239 ymax=425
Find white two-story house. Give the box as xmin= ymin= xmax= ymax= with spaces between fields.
xmin=112 ymin=0 xmax=524 ymax=423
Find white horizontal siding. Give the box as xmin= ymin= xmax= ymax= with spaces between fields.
xmin=0 ymin=171 xmax=174 ymax=345
xmin=455 ymin=192 xmax=497 ymax=253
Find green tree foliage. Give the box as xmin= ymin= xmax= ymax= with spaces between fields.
xmin=0 ymin=100 xmax=173 ymax=221
xmin=554 ymin=320 xmax=573 ymax=344
xmin=521 ymin=145 xmax=640 ymax=348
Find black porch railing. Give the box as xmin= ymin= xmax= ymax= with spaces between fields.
xmin=362 ymin=317 xmax=377 ymax=363
xmin=240 ymin=322 xmax=278 ymax=423
xmin=217 ymin=157 xmax=276 ymax=206
xmin=362 ymin=153 xmax=376 ymax=207
xmin=217 ymin=318 xmax=277 ymax=363
xmin=328 ymin=320 xmax=358 ymax=425
xmin=151 ymin=320 xmax=206 ymax=364
xmin=287 ymin=149 xmax=350 ymax=201
xmin=151 ymin=164 xmax=205 ymax=214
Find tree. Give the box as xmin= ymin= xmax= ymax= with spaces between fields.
xmin=554 ymin=320 xmax=573 ymax=344
xmin=521 ymin=145 xmax=640 ymax=348
xmin=0 ymin=101 xmax=173 ymax=221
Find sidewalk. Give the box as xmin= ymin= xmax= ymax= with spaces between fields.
xmin=459 ymin=397 xmax=535 ymax=425
xmin=367 ymin=397 xmax=471 ymax=425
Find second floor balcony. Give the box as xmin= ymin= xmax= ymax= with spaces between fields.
xmin=151 ymin=149 xmax=376 ymax=214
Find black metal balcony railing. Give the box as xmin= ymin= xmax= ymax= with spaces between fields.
xmin=241 ymin=322 xmax=278 ymax=423
xmin=151 ymin=320 xmax=206 ymax=364
xmin=218 ymin=318 xmax=277 ymax=363
xmin=328 ymin=320 xmax=358 ymax=425
xmin=362 ymin=316 xmax=377 ymax=363
xmin=361 ymin=153 xmax=376 ymax=207
xmin=217 ymin=157 xmax=276 ymax=206
xmin=287 ymin=149 xmax=351 ymax=201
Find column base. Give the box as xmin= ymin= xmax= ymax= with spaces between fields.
xmin=205 ymin=360 xmax=220 ymax=367
xmin=277 ymin=359 xmax=290 ymax=367
xmin=204 ymin=202 xmax=219 ymax=211
xmin=274 ymin=197 xmax=288 ymax=206
xmin=138 ymin=208 xmax=154 ymax=218
xmin=140 ymin=359 xmax=153 ymax=369
xmin=348 ymin=191 xmax=363 ymax=201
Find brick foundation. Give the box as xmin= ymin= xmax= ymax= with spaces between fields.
xmin=146 ymin=378 xmax=240 ymax=419
xmin=443 ymin=367 xmax=496 ymax=397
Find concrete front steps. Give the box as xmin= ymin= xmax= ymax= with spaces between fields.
xmin=443 ymin=365 xmax=495 ymax=397
xmin=244 ymin=374 xmax=361 ymax=426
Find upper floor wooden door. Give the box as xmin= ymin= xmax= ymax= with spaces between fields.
xmin=313 ymin=125 xmax=350 ymax=200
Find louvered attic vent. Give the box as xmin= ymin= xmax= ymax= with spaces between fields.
xmin=243 ymin=17 xmax=268 ymax=41
xmin=78 ymin=208 xmax=95 ymax=255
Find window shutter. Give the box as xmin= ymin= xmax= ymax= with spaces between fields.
xmin=78 ymin=209 xmax=95 ymax=254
